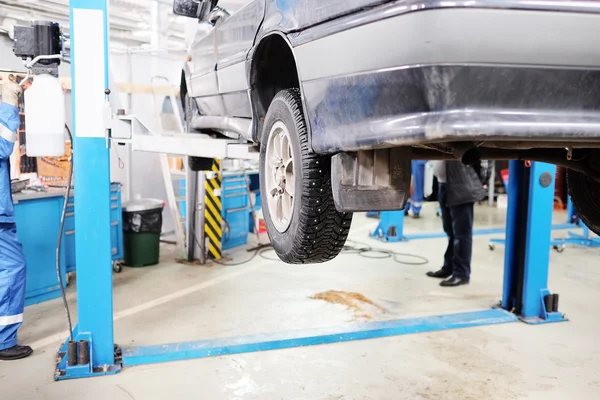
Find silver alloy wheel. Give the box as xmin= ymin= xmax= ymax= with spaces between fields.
xmin=265 ymin=121 xmax=295 ymax=233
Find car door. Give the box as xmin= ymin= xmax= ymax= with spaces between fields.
xmin=214 ymin=0 xmax=265 ymax=119
xmin=189 ymin=20 xmax=225 ymax=116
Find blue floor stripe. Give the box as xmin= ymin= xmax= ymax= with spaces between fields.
xmin=121 ymin=309 xmax=517 ymax=367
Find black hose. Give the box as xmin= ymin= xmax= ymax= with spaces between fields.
xmin=256 ymin=240 xmax=429 ymax=265
xmin=191 ymin=224 xmax=263 ymax=266
xmin=56 ymin=124 xmax=74 ymax=341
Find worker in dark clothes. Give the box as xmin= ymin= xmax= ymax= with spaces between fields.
xmin=0 ymin=78 xmax=32 ymax=360
xmin=426 ymin=160 xmax=487 ymax=287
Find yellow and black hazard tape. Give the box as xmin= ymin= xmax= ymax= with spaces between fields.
xmin=204 ymin=159 xmax=223 ymax=260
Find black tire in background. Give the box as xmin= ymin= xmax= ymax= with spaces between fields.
xmin=259 ymin=89 xmax=353 ymax=264
xmin=567 ymin=168 xmax=600 ymax=235
xmin=183 ymin=92 xmax=214 ymax=171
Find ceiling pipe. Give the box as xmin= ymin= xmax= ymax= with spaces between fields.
xmin=0 ymin=0 xmax=187 ymax=51
xmin=0 ymin=0 xmax=163 ymax=28
xmin=0 ymin=2 xmax=145 ymax=31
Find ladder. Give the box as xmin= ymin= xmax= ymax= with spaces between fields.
xmin=150 ymin=76 xmax=187 ymax=255
xmin=108 ymin=78 xmax=259 ymax=261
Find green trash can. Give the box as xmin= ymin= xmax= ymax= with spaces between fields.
xmin=122 ymin=199 xmax=164 ymax=267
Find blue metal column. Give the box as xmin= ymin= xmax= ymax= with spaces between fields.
xmin=567 ymin=196 xmax=576 ymax=224
xmin=501 ymin=161 xmax=525 ymax=311
xmin=54 ymin=0 xmax=119 ymax=379
xmin=370 ymin=211 xmax=406 ymax=242
xmin=520 ymin=162 xmax=556 ymax=320
xmin=501 ymin=161 xmax=566 ymax=323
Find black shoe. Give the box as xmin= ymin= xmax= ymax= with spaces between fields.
xmin=0 ymin=345 xmax=33 ymax=360
xmin=412 ymin=214 xmax=421 ymax=219
xmin=440 ymin=276 xmax=470 ymax=287
xmin=426 ymin=269 xmax=452 ymax=279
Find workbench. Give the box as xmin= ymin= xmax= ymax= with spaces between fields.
xmin=13 ymin=183 xmax=123 ymax=306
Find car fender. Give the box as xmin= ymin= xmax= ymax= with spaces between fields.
xmin=180 ymin=60 xmax=193 ymax=99
xmin=247 ymin=31 xmax=313 ymax=149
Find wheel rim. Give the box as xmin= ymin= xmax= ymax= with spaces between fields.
xmin=265 ymin=121 xmax=295 ymax=233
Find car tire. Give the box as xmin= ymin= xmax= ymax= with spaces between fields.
xmin=260 ymin=88 xmax=353 ymax=264
xmin=567 ymin=168 xmax=600 ymax=235
xmin=183 ymin=92 xmax=214 ymax=171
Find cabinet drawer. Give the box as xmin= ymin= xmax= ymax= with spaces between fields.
xmin=222 ymin=193 xmax=248 ymax=211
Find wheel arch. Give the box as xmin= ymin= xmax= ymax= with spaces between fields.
xmin=180 ymin=69 xmax=187 ymax=108
xmin=179 ymin=61 xmax=193 ymax=110
xmin=249 ymin=32 xmax=309 ymax=144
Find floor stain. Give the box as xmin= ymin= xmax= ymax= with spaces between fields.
xmin=175 ymin=258 xmax=217 ymax=267
xmin=310 ymin=290 xmax=385 ymax=319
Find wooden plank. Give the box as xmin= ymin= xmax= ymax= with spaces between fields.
xmin=1 ymin=72 xmax=179 ymax=96
xmin=115 ymin=82 xmax=181 ymax=96
xmin=61 ymin=78 xmax=179 ymax=96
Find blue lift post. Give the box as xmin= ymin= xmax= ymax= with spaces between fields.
xmin=567 ymin=196 xmax=576 ymax=224
xmin=488 ymin=165 xmax=575 ymax=250
xmin=54 ymin=0 xmax=120 ymax=380
xmin=370 ymin=210 xmax=406 ymax=242
xmin=501 ymin=161 xmax=566 ymax=324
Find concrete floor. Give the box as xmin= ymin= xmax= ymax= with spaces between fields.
xmin=2 ymin=203 xmax=600 ymax=399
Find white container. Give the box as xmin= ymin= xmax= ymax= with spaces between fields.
xmin=24 ymin=74 xmax=66 ymax=157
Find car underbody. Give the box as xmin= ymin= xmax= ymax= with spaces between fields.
xmin=178 ymin=0 xmax=600 ymax=263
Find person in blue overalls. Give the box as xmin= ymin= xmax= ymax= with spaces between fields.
xmin=406 ymin=160 xmax=427 ymax=218
xmin=0 ymin=78 xmax=32 ymax=360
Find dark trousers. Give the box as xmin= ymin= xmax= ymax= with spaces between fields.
xmin=439 ymin=183 xmax=474 ymax=279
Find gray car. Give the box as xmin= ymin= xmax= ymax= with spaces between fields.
xmin=174 ymin=0 xmax=600 ymax=263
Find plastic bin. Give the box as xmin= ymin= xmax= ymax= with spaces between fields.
xmin=122 ymin=199 xmax=164 ymax=267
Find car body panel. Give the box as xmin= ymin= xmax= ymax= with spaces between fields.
xmin=293 ymin=7 xmax=600 ymax=153
xmin=303 ymin=65 xmax=600 ymax=153
xmin=184 ymin=0 xmax=600 ymax=150
xmin=215 ymin=1 xmax=265 ymax=67
xmin=259 ymin=0 xmax=390 ymax=34
xmin=217 ymin=61 xmax=252 ymax=117
xmin=215 ymin=1 xmax=265 ymax=118
xmin=294 ymin=9 xmax=600 ymax=82
xmin=189 ymin=23 xmax=225 ymax=116
xmin=288 ymin=0 xmax=600 ymax=46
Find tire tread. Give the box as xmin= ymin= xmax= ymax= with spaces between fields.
xmin=266 ymin=89 xmax=352 ymax=264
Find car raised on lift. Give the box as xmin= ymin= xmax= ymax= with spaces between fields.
xmin=174 ymin=0 xmax=600 ymax=263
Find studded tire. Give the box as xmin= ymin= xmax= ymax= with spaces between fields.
xmin=567 ymin=168 xmax=600 ymax=235
xmin=259 ymin=89 xmax=353 ymax=264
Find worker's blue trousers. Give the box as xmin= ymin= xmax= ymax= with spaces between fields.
xmin=0 ymin=223 xmax=27 ymax=351
xmin=408 ymin=160 xmax=427 ymax=215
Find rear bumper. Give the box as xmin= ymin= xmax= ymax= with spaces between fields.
xmin=303 ymin=65 xmax=600 ymax=153
xmin=294 ymin=7 xmax=600 ymax=153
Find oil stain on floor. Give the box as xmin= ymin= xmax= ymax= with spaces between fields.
xmin=310 ymin=290 xmax=386 ymax=320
